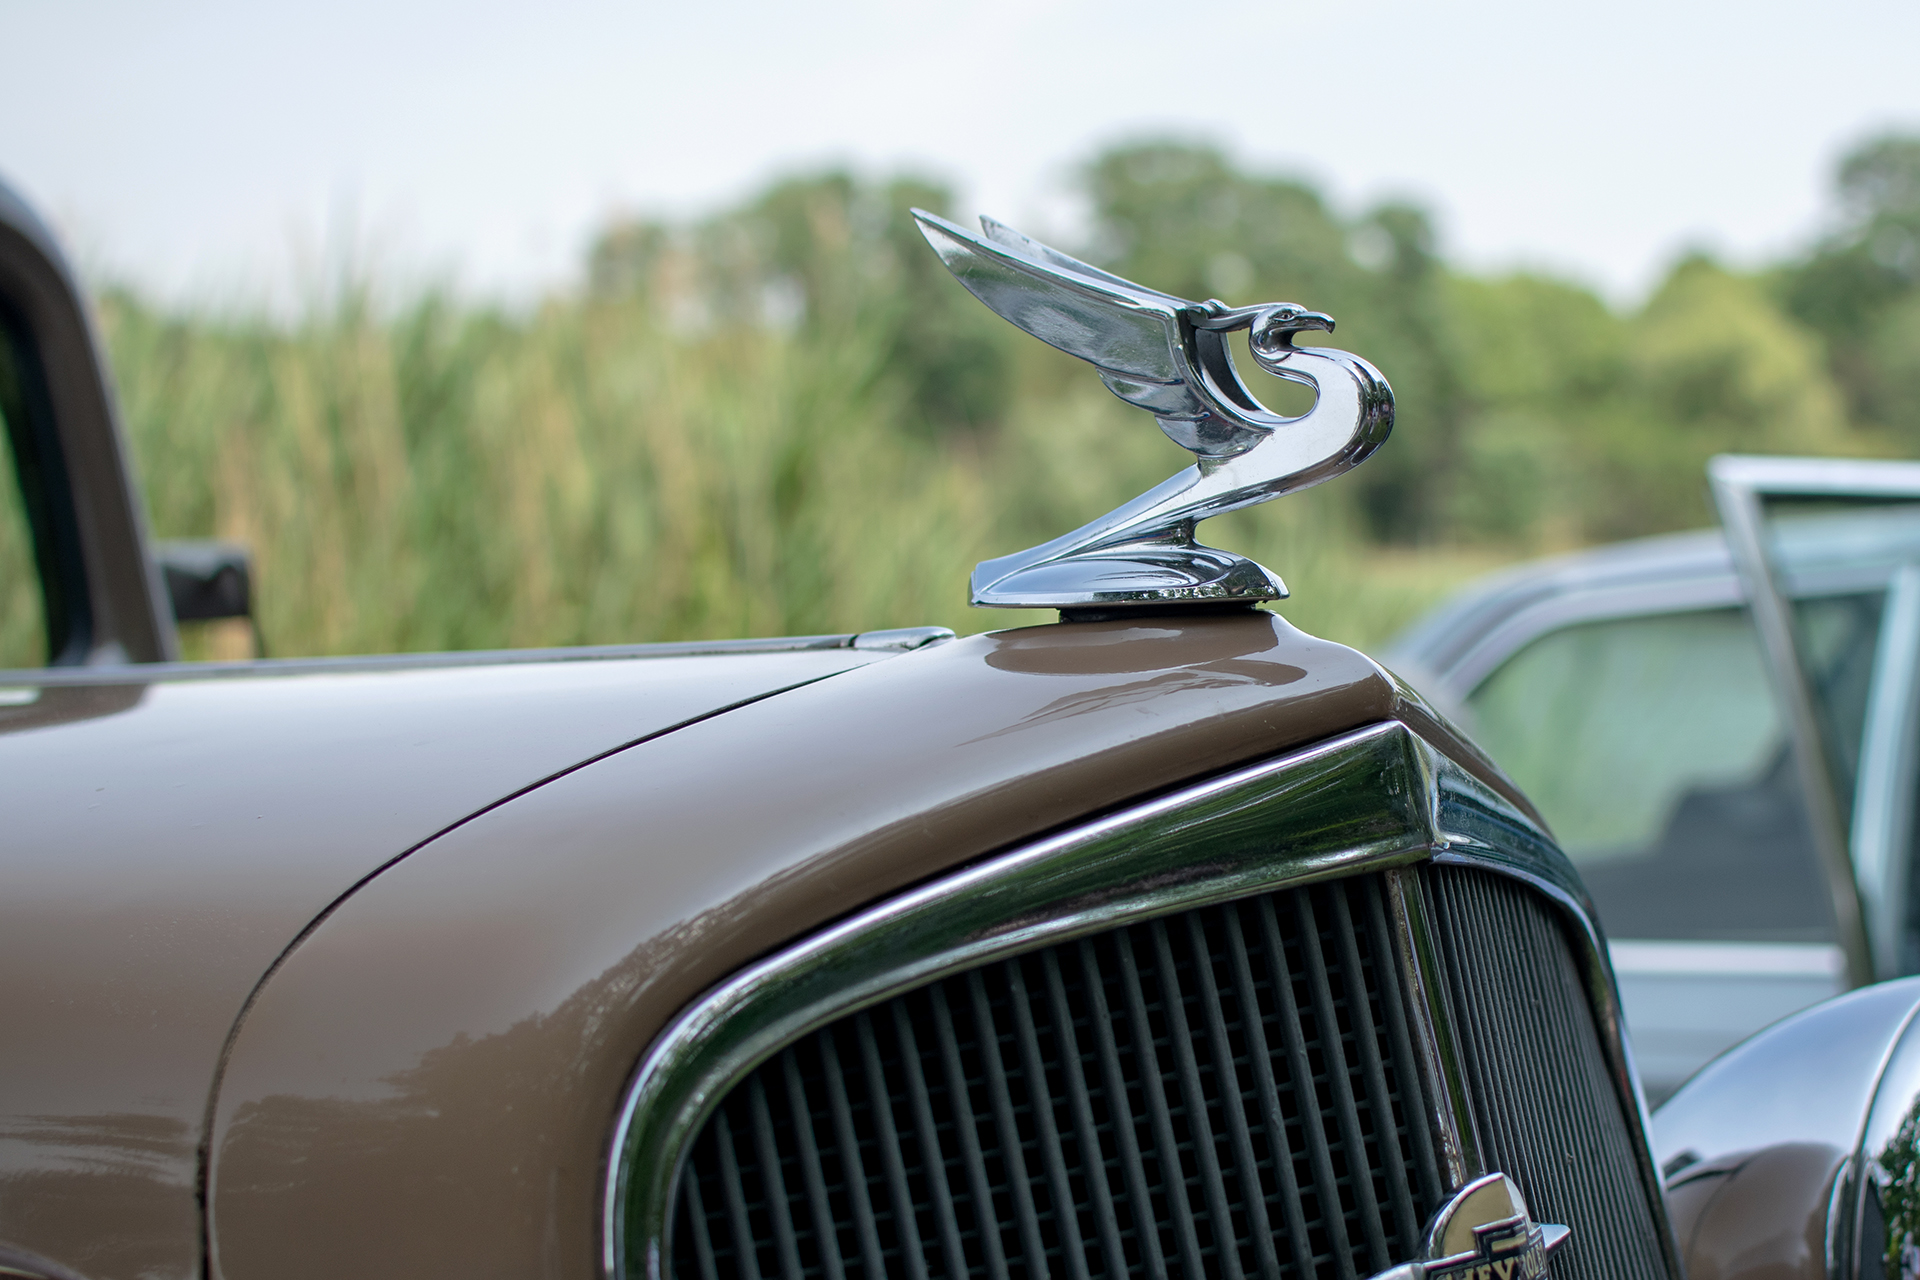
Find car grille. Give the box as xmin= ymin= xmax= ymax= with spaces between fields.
xmin=665 ymin=865 xmax=1665 ymax=1280
xmin=669 ymin=876 xmax=1447 ymax=1280
xmin=1423 ymin=866 xmax=1667 ymax=1280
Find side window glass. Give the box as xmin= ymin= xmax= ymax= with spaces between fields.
xmin=0 ymin=328 xmax=47 ymax=668
xmin=1466 ymin=607 xmax=1834 ymax=943
xmin=1793 ymin=589 xmax=1886 ymax=812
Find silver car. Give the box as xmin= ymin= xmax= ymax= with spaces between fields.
xmin=1388 ymin=456 xmax=1920 ymax=1102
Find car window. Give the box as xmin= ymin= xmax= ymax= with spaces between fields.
xmin=0 ymin=328 xmax=47 ymax=668
xmin=1794 ymin=587 xmax=1885 ymax=810
xmin=1466 ymin=605 xmax=1847 ymax=943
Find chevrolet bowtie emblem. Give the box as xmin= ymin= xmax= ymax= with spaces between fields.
xmin=1369 ymin=1172 xmax=1571 ymax=1280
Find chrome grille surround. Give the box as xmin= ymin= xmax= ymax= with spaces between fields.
xmin=671 ymin=877 xmax=1441 ymax=1280
xmin=605 ymin=721 xmax=1676 ymax=1280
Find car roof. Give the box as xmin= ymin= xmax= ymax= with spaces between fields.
xmin=1385 ymin=528 xmax=1734 ymax=683
xmin=1389 ymin=503 xmax=1920 ymax=699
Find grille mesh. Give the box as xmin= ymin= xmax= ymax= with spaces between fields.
xmin=670 ymin=877 xmax=1443 ymax=1280
xmin=1422 ymin=865 xmax=1667 ymax=1280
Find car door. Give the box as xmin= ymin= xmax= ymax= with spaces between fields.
xmin=1433 ymin=457 xmax=1920 ymax=1104
xmin=1710 ymin=456 xmax=1920 ymax=982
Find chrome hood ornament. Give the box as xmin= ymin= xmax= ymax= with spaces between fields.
xmin=1370 ymin=1173 xmax=1571 ymax=1280
xmin=914 ymin=209 xmax=1394 ymax=612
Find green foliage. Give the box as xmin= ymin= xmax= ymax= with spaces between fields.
xmin=590 ymin=172 xmax=1015 ymax=437
xmin=1783 ymin=133 xmax=1920 ymax=441
xmin=1877 ymin=1093 xmax=1920 ymax=1280
xmin=108 ymin=284 xmax=991 ymax=655
xmin=3 ymin=137 xmax=1903 ymax=667
xmin=1083 ymin=143 xmax=1469 ymax=541
xmin=0 ymin=332 xmax=46 ymax=666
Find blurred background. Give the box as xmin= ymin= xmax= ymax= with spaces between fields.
xmin=2 ymin=0 xmax=1918 ymax=661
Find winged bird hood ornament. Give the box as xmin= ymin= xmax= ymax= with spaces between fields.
xmin=914 ymin=209 xmax=1393 ymax=612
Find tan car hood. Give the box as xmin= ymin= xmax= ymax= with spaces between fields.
xmin=0 ymin=645 xmax=877 ymax=1277
xmin=0 ymin=616 xmax=1525 ymax=1280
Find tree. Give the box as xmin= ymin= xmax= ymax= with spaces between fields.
xmin=587 ymin=174 xmax=1013 ymax=438
xmin=1081 ymin=141 xmax=1472 ymax=543
xmin=1783 ymin=133 xmax=1920 ymax=440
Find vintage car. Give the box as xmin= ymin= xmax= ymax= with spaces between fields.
xmin=1388 ymin=458 xmax=1920 ymax=1102
xmin=3 ymin=173 xmax=1915 ymax=1280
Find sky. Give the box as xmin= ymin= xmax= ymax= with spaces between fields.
xmin=2 ymin=0 xmax=1917 ymax=311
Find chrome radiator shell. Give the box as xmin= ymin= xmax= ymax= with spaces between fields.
xmin=606 ymin=721 xmax=1675 ymax=1280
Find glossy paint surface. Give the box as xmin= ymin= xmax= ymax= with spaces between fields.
xmin=1655 ymin=977 xmax=1920 ymax=1172
xmin=0 ymin=648 xmax=875 ymax=1280
xmin=1653 ymin=977 xmax=1920 ymax=1280
xmin=1664 ymin=1143 xmax=1840 ymax=1280
xmin=207 ymin=613 xmax=1431 ymax=1280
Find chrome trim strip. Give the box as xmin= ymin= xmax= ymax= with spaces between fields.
xmin=1608 ymin=939 xmax=1846 ymax=979
xmin=602 ymin=719 xmax=1680 ymax=1280
xmin=0 ymin=628 xmax=952 ymax=686
xmin=1386 ymin=866 xmax=1480 ymax=1188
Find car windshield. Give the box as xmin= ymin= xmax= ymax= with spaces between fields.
xmin=0 ymin=326 xmax=46 ymax=668
xmin=1464 ymin=600 xmax=1882 ymax=944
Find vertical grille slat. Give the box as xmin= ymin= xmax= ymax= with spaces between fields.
xmin=930 ymin=984 xmax=1007 ymax=1280
xmin=1006 ymin=963 xmax=1092 ymax=1280
xmin=781 ymin=1052 xmax=844 ymax=1280
xmin=1042 ymin=947 xmax=1129 ymax=1276
xmin=684 ymin=1154 xmax=723 ymax=1280
xmin=819 ymin=1029 xmax=887 ymax=1279
xmin=971 ymin=968 xmax=1046 ymax=1274
xmin=712 ymin=1107 xmax=765 ymax=1280
xmin=1187 ymin=911 xmax=1278 ymax=1280
xmin=1296 ymin=889 xmax=1389 ymax=1275
xmin=671 ymin=878 xmax=1442 ymax=1280
xmin=889 ymin=999 xmax=968 ymax=1278
xmin=1255 ymin=893 xmax=1354 ymax=1280
xmin=1153 ymin=918 xmax=1244 ymax=1280
xmin=854 ymin=1011 xmax=929 ymax=1280
xmin=1222 ymin=907 xmax=1317 ymax=1280
xmin=1330 ymin=886 xmax=1416 ymax=1263
xmin=1117 ymin=922 xmax=1210 ymax=1279
xmin=747 ymin=1075 xmax=804 ymax=1280
xmin=1077 ymin=934 xmax=1168 ymax=1280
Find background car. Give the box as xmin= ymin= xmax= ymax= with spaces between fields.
xmin=1388 ymin=456 xmax=1920 ymax=1102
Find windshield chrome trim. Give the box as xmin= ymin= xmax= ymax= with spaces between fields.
xmin=602 ymin=719 xmax=1675 ymax=1280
